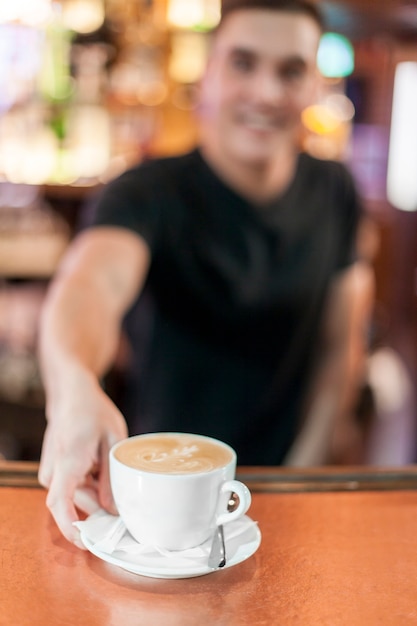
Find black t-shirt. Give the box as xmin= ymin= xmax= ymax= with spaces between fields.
xmin=92 ymin=148 xmax=361 ymax=464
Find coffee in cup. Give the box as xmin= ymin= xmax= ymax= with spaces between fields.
xmin=109 ymin=432 xmax=251 ymax=551
xmin=113 ymin=432 xmax=233 ymax=474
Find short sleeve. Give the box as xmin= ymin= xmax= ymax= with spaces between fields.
xmin=334 ymin=162 xmax=362 ymax=271
xmin=91 ymin=162 xmax=163 ymax=251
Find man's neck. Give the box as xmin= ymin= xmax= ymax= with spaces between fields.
xmin=199 ymin=141 xmax=300 ymax=206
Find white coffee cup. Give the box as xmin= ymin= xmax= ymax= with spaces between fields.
xmin=109 ymin=432 xmax=251 ymax=551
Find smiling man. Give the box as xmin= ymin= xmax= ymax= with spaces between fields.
xmin=199 ymin=1 xmax=322 ymax=199
xmin=38 ymin=0 xmax=374 ymax=548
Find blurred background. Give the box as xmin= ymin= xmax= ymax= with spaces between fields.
xmin=0 ymin=0 xmax=416 ymax=464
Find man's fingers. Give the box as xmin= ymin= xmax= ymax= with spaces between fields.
xmin=45 ymin=464 xmax=88 ymax=548
xmin=74 ymin=486 xmax=101 ymax=516
xmin=38 ymin=418 xmax=127 ymax=547
xmin=98 ymin=439 xmax=118 ymax=515
xmin=38 ymin=459 xmax=52 ymax=489
xmin=37 ymin=425 xmax=55 ymax=488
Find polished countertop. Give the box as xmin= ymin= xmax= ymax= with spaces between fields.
xmin=1 ymin=461 xmax=417 ymax=625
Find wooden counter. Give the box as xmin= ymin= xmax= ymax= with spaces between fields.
xmin=1 ymin=462 xmax=417 ymax=625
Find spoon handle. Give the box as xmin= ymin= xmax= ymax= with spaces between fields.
xmin=218 ymin=524 xmax=226 ymax=568
xmin=208 ymin=524 xmax=226 ymax=569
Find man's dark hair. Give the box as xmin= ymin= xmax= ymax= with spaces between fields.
xmin=219 ymin=0 xmax=325 ymax=31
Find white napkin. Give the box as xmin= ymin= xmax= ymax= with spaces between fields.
xmin=74 ymin=510 xmax=257 ymax=561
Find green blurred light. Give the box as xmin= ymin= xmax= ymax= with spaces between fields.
xmin=317 ymin=33 xmax=354 ymax=78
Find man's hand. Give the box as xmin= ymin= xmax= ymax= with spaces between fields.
xmin=38 ymin=374 xmax=128 ymax=549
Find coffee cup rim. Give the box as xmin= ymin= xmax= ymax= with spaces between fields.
xmin=109 ymin=432 xmax=237 ymax=476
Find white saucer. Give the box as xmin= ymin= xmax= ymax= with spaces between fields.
xmin=79 ymin=515 xmax=261 ymax=579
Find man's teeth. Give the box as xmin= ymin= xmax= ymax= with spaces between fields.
xmin=242 ymin=114 xmax=276 ymax=129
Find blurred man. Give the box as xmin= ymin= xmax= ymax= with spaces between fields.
xmin=38 ymin=0 xmax=374 ymax=547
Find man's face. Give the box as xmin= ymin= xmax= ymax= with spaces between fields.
xmin=199 ymin=9 xmax=321 ymax=165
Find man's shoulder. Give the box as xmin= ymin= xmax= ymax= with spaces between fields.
xmin=300 ymin=152 xmax=350 ymax=175
xmin=300 ymin=152 xmax=356 ymax=188
xmin=116 ymin=150 xmax=199 ymax=186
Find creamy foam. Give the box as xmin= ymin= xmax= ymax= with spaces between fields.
xmin=114 ymin=434 xmax=233 ymax=474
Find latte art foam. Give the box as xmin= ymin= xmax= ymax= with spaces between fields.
xmin=114 ymin=434 xmax=233 ymax=474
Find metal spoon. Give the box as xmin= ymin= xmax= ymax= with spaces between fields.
xmin=208 ymin=493 xmax=239 ymax=568
xmin=208 ymin=523 xmax=226 ymax=569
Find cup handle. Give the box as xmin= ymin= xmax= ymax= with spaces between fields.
xmin=216 ymin=479 xmax=251 ymax=526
